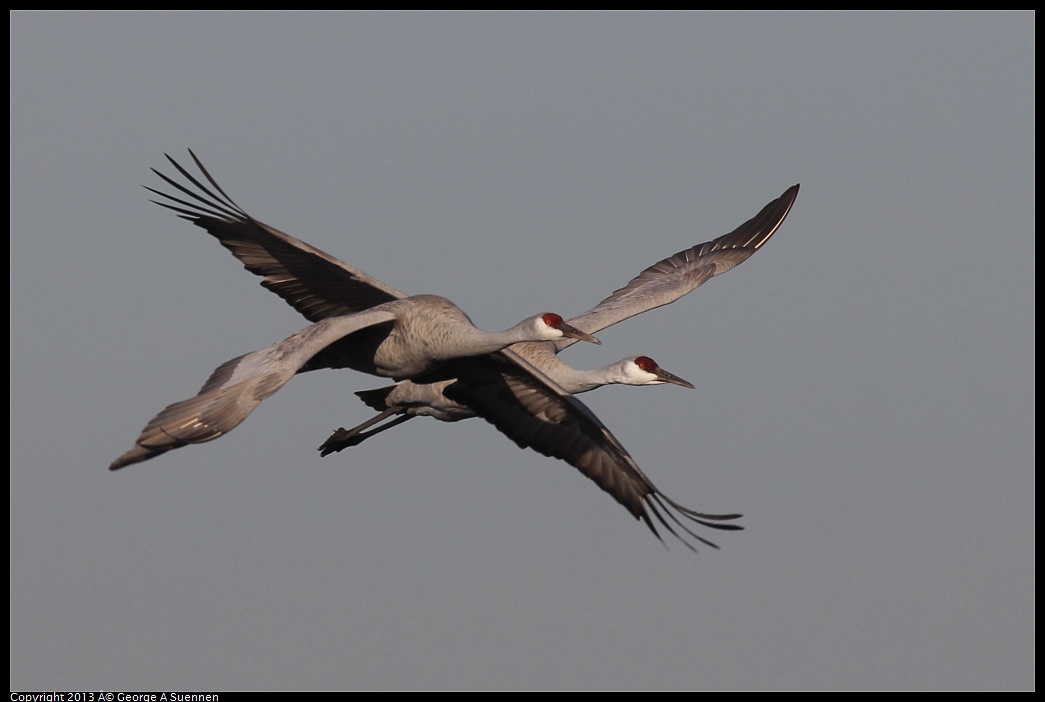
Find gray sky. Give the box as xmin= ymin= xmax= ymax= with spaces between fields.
xmin=10 ymin=12 xmax=1033 ymax=691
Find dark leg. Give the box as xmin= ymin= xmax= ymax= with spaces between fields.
xmin=318 ymin=411 xmax=415 ymax=456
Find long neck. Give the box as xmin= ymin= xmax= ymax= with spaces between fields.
xmin=445 ymin=317 xmax=552 ymax=358
xmin=538 ymin=355 xmax=631 ymax=394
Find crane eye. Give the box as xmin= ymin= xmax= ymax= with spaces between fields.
xmin=635 ymin=356 xmax=657 ymax=371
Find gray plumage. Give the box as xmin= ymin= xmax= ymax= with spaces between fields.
xmin=324 ymin=182 xmax=799 ymax=446
xmin=114 ymin=152 xmax=794 ymax=549
xmin=110 ymin=299 xmax=595 ymax=470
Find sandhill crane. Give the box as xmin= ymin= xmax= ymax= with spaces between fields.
xmin=147 ymin=151 xmax=795 ymax=447
xmin=315 ymin=184 xmax=799 ymax=452
xmin=320 ymin=353 xmax=694 ymax=453
xmin=123 ymin=152 xmax=795 ymax=549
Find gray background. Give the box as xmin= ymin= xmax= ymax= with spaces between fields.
xmin=10 ymin=12 xmax=1033 ymax=690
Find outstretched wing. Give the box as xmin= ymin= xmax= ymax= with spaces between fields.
xmin=440 ymin=350 xmax=743 ymax=551
xmin=548 ymin=183 xmax=799 ymax=353
xmin=147 ymin=150 xmax=407 ymax=322
xmin=110 ymin=308 xmax=398 ymax=470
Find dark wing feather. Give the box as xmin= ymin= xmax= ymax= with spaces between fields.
xmin=146 ymin=150 xmax=407 ymax=322
xmin=441 ymin=352 xmax=743 ymax=551
xmin=552 ymin=184 xmax=799 ymax=352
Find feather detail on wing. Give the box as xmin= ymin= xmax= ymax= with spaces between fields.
xmin=146 ymin=150 xmax=407 ymax=322
xmin=552 ymin=184 xmax=800 ymax=352
xmin=110 ymin=309 xmax=397 ymax=470
xmin=440 ymin=350 xmax=743 ymax=550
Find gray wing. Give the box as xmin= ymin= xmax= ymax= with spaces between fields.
xmin=440 ymin=349 xmax=743 ymax=551
xmin=110 ymin=308 xmax=397 ymax=470
xmin=146 ymin=150 xmax=407 ymax=322
xmin=549 ymin=183 xmax=800 ymax=353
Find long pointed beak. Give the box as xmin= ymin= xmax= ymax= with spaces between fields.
xmin=558 ymin=321 xmax=601 ymax=345
xmin=656 ymin=367 xmax=694 ymax=389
